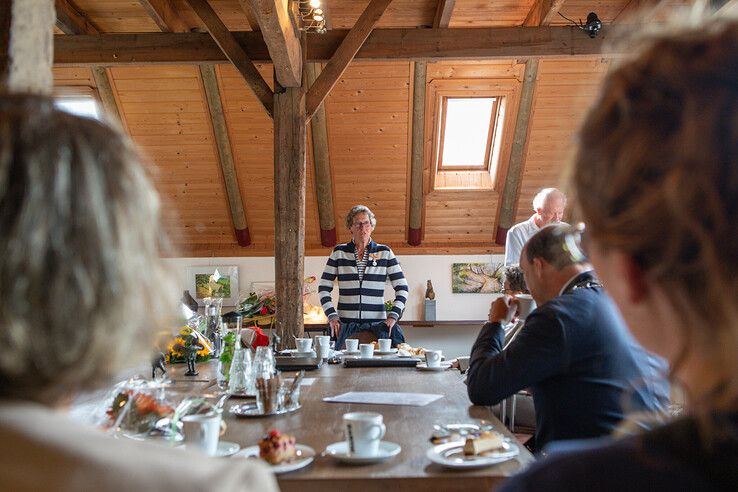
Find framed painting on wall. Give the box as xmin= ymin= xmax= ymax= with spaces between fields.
xmin=452 ymin=263 xmax=504 ymax=293
xmin=186 ymin=265 xmax=239 ymax=306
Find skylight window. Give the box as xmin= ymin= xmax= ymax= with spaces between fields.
xmin=54 ymin=97 xmax=100 ymax=120
xmin=438 ymin=97 xmax=500 ymax=171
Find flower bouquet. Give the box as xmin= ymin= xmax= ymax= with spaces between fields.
xmin=165 ymin=326 xmax=213 ymax=364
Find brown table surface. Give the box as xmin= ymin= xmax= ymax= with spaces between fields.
xmin=170 ymin=360 xmax=533 ymax=492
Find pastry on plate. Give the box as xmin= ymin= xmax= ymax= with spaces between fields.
xmin=463 ymin=431 xmax=505 ymax=456
xmin=258 ymin=429 xmax=297 ymax=464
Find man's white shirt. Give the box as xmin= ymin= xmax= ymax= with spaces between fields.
xmin=504 ymin=215 xmax=540 ymax=265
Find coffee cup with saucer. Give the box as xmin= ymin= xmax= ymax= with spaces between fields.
xmin=324 ymin=412 xmax=401 ymax=464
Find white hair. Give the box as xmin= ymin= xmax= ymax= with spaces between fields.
xmin=345 ymin=205 xmax=377 ymax=229
xmin=532 ymin=188 xmax=566 ymax=212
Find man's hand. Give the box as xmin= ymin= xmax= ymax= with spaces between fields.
xmin=489 ymin=296 xmax=519 ymax=325
xmin=384 ymin=316 xmax=397 ymax=336
xmin=329 ymin=318 xmax=341 ymax=337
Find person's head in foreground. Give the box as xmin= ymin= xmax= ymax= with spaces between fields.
xmin=0 ymin=93 xmax=178 ymax=405
xmin=532 ymin=188 xmax=567 ymax=227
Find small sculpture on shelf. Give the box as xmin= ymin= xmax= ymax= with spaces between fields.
xmin=425 ymin=280 xmax=436 ymax=300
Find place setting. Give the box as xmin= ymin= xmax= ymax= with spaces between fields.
xmin=416 ymin=350 xmax=452 ymax=371
xmin=425 ymin=423 xmax=520 ymax=469
xmin=237 ymin=429 xmax=316 ymax=474
xmin=324 ymin=412 xmax=401 ymax=465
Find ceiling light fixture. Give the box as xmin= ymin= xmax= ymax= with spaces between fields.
xmin=297 ymin=0 xmax=327 ymax=34
xmin=558 ymin=11 xmax=602 ymax=38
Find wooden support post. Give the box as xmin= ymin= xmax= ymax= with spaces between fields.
xmin=139 ymin=0 xmax=189 ymax=33
xmin=0 ymin=0 xmax=55 ymax=95
xmin=55 ymin=0 xmax=99 ymax=34
xmin=408 ymin=61 xmax=426 ymax=246
xmin=91 ymin=66 xmax=123 ymax=124
xmin=237 ymin=0 xmax=261 ymax=31
xmin=305 ymin=63 xmax=337 ymax=247
xmin=274 ymin=75 xmax=307 ymax=346
xmin=495 ymin=59 xmax=539 ymax=245
xmin=247 ymin=0 xmax=302 ymax=88
xmin=433 ymin=0 xmax=455 ymax=28
xmin=305 ymin=0 xmax=393 ymax=120
xmin=200 ymin=64 xmax=252 ymax=247
xmin=185 ymin=0 xmax=274 ymax=118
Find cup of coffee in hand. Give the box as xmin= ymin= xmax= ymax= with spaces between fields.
xmin=343 ymin=412 xmax=386 ymax=457
xmin=514 ymin=294 xmax=536 ymax=320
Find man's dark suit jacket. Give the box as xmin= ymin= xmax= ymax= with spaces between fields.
xmin=467 ymin=270 xmax=669 ymax=450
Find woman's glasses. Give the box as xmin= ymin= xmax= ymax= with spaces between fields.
xmin=352 ymin=221 xmax=372 ymax=229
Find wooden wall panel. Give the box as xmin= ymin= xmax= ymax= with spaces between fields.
xmin=53 ymin=67 xmax=95 ymax=87
xmin=324 ymin=61 xmax=411 ymax=251
xmin=108 ymin=65 xmax=233 ymax=255
xmin=328 ymin=0 xmax=436 ymax=29
xmin=514 ymin=57 xmax=609 ymax=223
xmin=449 ymin=0 xmax=534 ymax=27
xmin=72 ymin=0 xmax=161 ymax=32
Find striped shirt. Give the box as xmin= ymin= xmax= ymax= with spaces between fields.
xmin=319 ymin=240 xmax=409 ymax=323
xmin=355 ymin=248 xmax=369 ymax=280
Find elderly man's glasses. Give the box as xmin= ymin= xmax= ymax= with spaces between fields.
xmin=352 ymin=220 xmax=372 ymax=228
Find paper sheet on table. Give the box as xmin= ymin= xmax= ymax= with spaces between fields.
xmin=300 ymin=378 xmax=316 ymax=386
xmin=323 ymin=391 xmax=443 ymax=407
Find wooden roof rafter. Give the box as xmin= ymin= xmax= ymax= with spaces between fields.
xmin=523 ymin=0 xmax=566 ymax=27
xmin=433 ymin=0 xmax=456 ymax=28
xmin=246 ymin=0 xmax=302 ymax=87
xmin=55 ymin=0 xmax=99 ymax=35
xmin=184 ymin=0 xmax=274 ymax=118
xmin=138 ymin=0 xmax=189 ymax=33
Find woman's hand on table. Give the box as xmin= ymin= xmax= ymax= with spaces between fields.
xmin=329 ymin=318 xmax=341 ymax=337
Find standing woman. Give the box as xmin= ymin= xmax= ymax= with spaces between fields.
xmin=319 ymin=205 xmax=409 ymax=349
xmin=499 ymin=14 xmax=738 ymax=491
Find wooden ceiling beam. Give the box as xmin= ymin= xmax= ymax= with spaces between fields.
xmin=184 ymin=0 xmax=274 ymax=118
xmin=55 ymin=0 xmax=99 ymax=35
xmin=246 ymin=0 xmax=302 ymax=87
xmin=495 ymin=59 xmax=539 ymax=245
xmin=305 ymin=63 xmax=337 ymax=247
xmin=523 ymin=0 xmax=565 ymax=27
xmin=305 ymin=0 xmax=393 ymax=120
xmin=54 ymin=26 xmax=612 ymax=66
xmin=200 ymin=65 xmax=252 ymax=247
xmin=2 ymin=0 xmax=55 ymax=94
xmin=433 ymin=0 xmax=455 ymax=28
xmin=139 ymin=0 xmax=189 ymax=33
xmin=237 ymin=0 xmax=261 ymax=31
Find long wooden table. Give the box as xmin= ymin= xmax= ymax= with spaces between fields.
xmin=175 ymin=360 xmax=535 ymax=491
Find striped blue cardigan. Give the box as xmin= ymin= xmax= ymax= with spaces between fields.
xmin=319 ymin=240 xmax=409 ymax=323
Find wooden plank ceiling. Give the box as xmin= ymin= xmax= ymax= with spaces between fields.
xmin=51 ymin=0 xmax=691 ymax=257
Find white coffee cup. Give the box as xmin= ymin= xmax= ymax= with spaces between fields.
xmin=295 ymin=338 xmax=313 ymax=352
xmin=359 ymin=343 xmax=374 ymax=359
xmin=345 ymin=339 xmax=359 ymax=352
xmin=425 ymin=350 xmax=443 ymax=368
xmin=514 ymin=294 xmax=536 ymax=320
xmin=182 ymin=412 xmax=221 ymax=456
xmin=377 ymin=338 xmax=392 ymax=352
xmin=317 ymin=342 xmax=331 ymax=360
xmin=343 ymin=412 xmax=386 ymax=457
xmin=314 ymin=335 xmax=330 ymax=348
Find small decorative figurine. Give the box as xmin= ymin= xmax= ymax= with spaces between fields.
xmin=151 ymin=352 xmax=167 ymax=380
xmin=174 ymin=333 xmax=204 ymax=377
xmin=425 ymin=280 xmax=436 ymax=300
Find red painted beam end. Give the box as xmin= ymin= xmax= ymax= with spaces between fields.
xmin=495 ymin=226 xmax=508 ymax=246
xmin=408 ymin=227 xmax=422 ymax=246
xmin=320 ymin=228 xmax=337 ymax=247
xmin=235 ymin=227 xmax=251 ymax=247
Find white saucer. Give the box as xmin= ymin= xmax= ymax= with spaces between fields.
xmin=324 ymin=441 xmax=401 ymax=464
xmin=182 ymin=440 xmax=241 ymax=457
xmin=417 ymin=362 xmax=453 ymax=371
xmin=342 ymin=350 xmax=361 ymax=356
xmin=237 ymin=444 xmax=315 ymax=473
xmin=375 ymin=348 xmax=398 ymax=356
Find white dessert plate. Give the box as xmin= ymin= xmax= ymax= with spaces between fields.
xmin=324 ymin=441 xmax=401 ymax=464
xmin=426 ymin=440 xmax=519 ymax=469
xmin=416 ymin=362 xmax=453 ymax=371
xmin=181 ymin=441 xmax=241 ymax=457
xmin=237 ymin=444 xmax=315 ymax=473
xmin=374 ymin=348 xmax=398 ymax=356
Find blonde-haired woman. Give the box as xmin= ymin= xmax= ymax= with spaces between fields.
xmin=500 ymin=15 xmax=738 ymax=491
xmin=0 ymin=95 xmax=276 ymax=492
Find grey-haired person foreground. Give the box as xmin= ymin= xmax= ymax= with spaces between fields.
xmin=0 ymin=94 xmax=277 ymax=492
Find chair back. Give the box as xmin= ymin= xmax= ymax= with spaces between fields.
xmin=503 ymin=320 xmax=525 ymax=349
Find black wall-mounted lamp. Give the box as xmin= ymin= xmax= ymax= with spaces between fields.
xmin=559 ymin=11 xmax=603 ymax=38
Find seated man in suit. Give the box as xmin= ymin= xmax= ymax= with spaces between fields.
xmin=467 ymin=224 xmax=669 ymax=452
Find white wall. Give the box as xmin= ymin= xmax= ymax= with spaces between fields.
xmin=165 ymin=254 xmax=506 ymax=321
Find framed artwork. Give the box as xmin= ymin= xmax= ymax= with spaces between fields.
xmin=186 ymin=265 xmax=239 ymax=306
xmin=452 ymin=263 xmax=504 ymax=293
